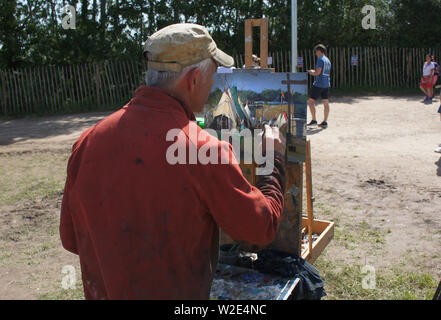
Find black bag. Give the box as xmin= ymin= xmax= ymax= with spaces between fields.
xmin=253 ymin=249 xmax=327 ymax=300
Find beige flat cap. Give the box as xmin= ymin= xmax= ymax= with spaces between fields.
xmin=143 ymin=23 xmax=235 ymax=72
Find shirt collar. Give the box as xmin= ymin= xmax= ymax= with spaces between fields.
xmin=132 ymin=85 xmax=196 ymax=121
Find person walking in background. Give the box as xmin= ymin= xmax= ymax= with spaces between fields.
xmin=431 ymin=56 xmax=440 ymax=99
xmin=436 ymin=104 xmax=441 ymax=154
xmin=420 ymin=54 xmax=435 ymax=104
xmin=433 ymin=57 xmax=441 ymax=154
xmin=307 ymin=44 xmax=332 ymax=129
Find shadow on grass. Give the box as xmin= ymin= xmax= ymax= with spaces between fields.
xmin=0 ymin=111 xmax=113 ymax=146
xmin=329 ymin=87 xmax=422 ymax=104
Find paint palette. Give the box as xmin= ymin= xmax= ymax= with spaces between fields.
xmin=210 ymin=264 xmax=300 ymax=300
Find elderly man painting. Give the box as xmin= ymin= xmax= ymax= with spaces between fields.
xmin=59 ymin=24 xmax=287 ymax=300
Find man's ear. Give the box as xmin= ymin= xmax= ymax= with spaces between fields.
xmin=185 ymin=68 xmax=201 ymax=92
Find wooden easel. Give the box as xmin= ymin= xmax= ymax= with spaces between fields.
xmin=244 ymin=18 xmax=269 ymax=69
xmin=244 ymin=18 xmax=303 ymax=254
xmin=302 ymin=140 xmax=334 ymax=263
xmin=242 ymin=18 xmax=330 ymax=259
xmin=220 ymin=18 xmax=333 ymax=261
xmin=305 ymin=140 xmax=314 ymax=255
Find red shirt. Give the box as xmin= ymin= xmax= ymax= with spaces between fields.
xmin=60 ymin=86 xmax=285 ymax=299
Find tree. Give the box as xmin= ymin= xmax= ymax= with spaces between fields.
xmin=0 ymin=0 xmax=439 ymax=69
xmin=390 ymin=0 xmax=441 ymax=47
xmin=0 ymin=0 xmax=24 ymax=68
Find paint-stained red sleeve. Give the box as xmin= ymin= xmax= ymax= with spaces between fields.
xmin=198 ymin=141 xmax=286 ymax=246
xmin=59 ymin=128 xmax=93 ymax=255
xmin=60 ymin=171 xmax=78 ymax=254
xmin=60 ymin=153 xmax=79 ymax=254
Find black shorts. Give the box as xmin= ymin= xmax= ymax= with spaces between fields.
xmin=310 ymin=86 xmax=330 ymax=100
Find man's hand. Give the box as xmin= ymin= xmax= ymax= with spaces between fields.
xmin=308 ymin=69 xmax=315 ymax=75
xmin=262 ymin=125 xmax=286 ymax=156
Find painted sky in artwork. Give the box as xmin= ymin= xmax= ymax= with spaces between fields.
xmin=211 ymin=71 xmax=308 ymax=95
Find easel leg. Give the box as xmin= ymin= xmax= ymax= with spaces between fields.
xmin=305 ymin=140 xmax=314 ymax=254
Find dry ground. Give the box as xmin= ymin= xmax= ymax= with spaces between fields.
xmin=0 ymin=95 xmax=440 ymax=299
xmin=309 ymin=95 xmax=441 ymax=299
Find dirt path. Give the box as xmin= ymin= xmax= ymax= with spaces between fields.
xmin=308 ymin=95 xmax=441 ymax=276
xmin=0 ymin=112 xmax=111 ymax=155
xmin=0 ymin=95 xmax=440 ymax=299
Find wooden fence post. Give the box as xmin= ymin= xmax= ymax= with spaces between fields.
xmin=0 ymin=70 xmax=7 ymax=116
xmin=95 ymin=63 xmax=101 ymax=106
xmin=0 ymin=48 xmax=437 ymax=116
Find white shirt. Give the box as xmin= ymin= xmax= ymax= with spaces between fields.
xmin=423 ymin=62 xmax=435 ymax=76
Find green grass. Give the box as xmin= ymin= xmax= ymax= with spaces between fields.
xmin=333 ymin=220 xmax=386 ymax=252
xmin=2 ymin=178 xmax=63 ymax=206
xmin=0 ymin=153 xmax=68 ymax=206
xmin=312 ymin=202 xmax=438 ymax=300
xmin=39 ymin=283 xmax=85 ymax=300
xmin=0 ymin=252 xmax=12 ymax=266
xmin=315 ymin=256 xmax=438 ymax=300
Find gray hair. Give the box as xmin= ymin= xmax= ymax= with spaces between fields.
xmin=146 ymin=58 xmax=213 ymax=89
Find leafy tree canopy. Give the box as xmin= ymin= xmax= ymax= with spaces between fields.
xmin=1 ymin=0 xmax=440 ymax=68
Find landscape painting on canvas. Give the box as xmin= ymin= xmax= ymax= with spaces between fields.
xmin=203 ymin=70 xmax=308 ymax=162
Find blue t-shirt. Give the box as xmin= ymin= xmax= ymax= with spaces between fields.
xmin=313 ymin=56 xmax=331 ymax=88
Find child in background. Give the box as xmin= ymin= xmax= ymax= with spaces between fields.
xmin=436 ymin=103 xmax=441 ymax=154
xmin=420 ymin=54 xmax=435 ymax=104
xmin=431 ymin=56 xmax=440 ymax=99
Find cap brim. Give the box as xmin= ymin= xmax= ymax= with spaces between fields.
xmin=213 ymin=48 xmax=235 ymax=68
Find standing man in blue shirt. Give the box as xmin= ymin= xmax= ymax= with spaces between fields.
xmin=307 ymin=44 xmax=332 ymax=129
